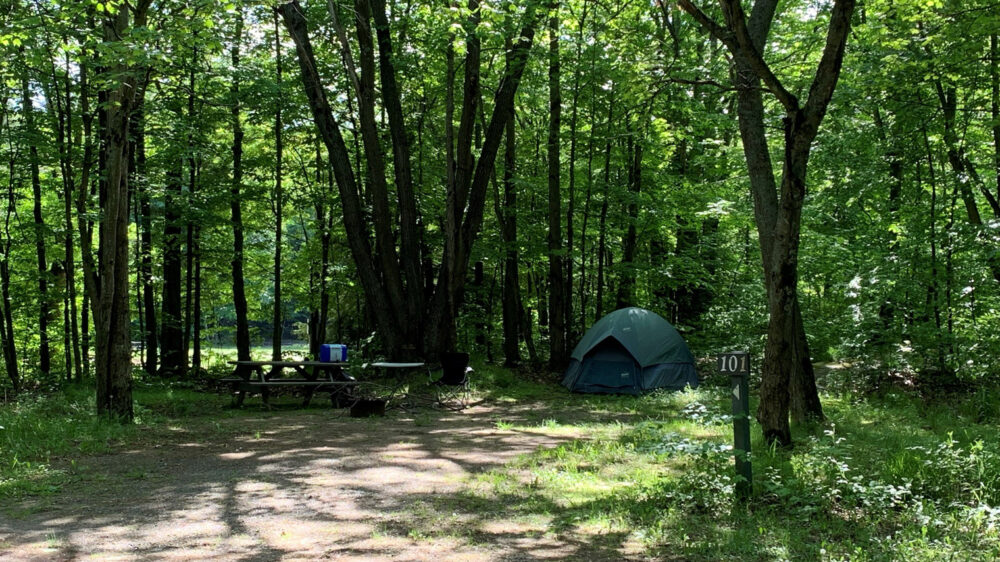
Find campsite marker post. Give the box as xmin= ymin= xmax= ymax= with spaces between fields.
xmin=718 ymin=351 xmax=752 ymax=500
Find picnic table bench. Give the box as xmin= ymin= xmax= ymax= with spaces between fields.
xmin=224 ymin=360 xmax=357 ymax=407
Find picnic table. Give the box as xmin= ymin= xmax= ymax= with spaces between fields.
xmin=225 ymin=360 xmax=356 ymax=407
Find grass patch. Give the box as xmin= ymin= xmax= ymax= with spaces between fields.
xmin=405 ymin=376 xmax=1000 ymax=561
xmin=0 ymin=379 xmax=244 ymax=499
xmin=2 ymin=362 xmax=998 ymax=560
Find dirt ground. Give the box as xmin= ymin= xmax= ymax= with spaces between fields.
xmin=0 ymin=401 xmax=631 ymax=561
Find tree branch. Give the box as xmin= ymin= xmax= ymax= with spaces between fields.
xmin=802 ymin=0 xmax=857 ymax=131
xmin=719 ymin=0 xmax=799 ymax=113
xmin=676 ymin=0 xmax=733 ymax=50
xmin=677 ymin=0 xmax=798 ymax=112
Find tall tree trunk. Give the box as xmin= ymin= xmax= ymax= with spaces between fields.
xmin=94 ymin=2 xmax=151 ymax=420
xmin=160 ymin=166 xmax=185 ymax=377
xmin=547 ymin=6 xmax=566 ymax=370
xmin=500 ymin=97 xmax=521 ymax=366
xmin=183 ymin=209 xmax=193 ymax=362
xmin=615 ymin=119 xmax=640 ymax=309
xmin=272 ymin=12 xmax=284 ymax=362
xmin=435 ymin=0 xmax=483 ymax=354
xmin=231 ymin=11 xmax=252 ymax=367
xmin=992 ymin=34 xmax=999 ymax=204
xmin=76 ymin=38 xmax=95 ymax=380
xmin=129 ymin=78 xmax=157 ymax=376
xmin=341 ymin=0 xmax=408 ymax=331
xmin=579 ymin=36 xmax=597 ymax=333
xmin=922 ymin=127 xmax=946 ymax=368
xmin=192 ymin=222 xmax=202 ymax=374
xmin=595 ymin=86 xmax=613 ymax=321
xmin=427 ymin=1 xmax=541 ymax=356
xmin=679 ymin=0 xmax=854 ymax=444
xmin=565 ymin=0 xmax=587 ymax=344
xmin=282 ymin=0 xmax=541 ymax=359
xmin=935 ymin=83 xmax=1000 ymax=282
xmin=187 ymin=64 xmax=202 ymax=374
xmin=45 ymin=45 xmax=82 ymax=382
xmin=308 ymin=141 xmax=331 ymax=359
xmin=1 ymin=150 xmax=18 ymax=390
xmin=281 ymin=0 xmax=402 ymax=356
xmin=65 ymin=61 xmax=82 ymax=382
xmin=371 ymin=0 xmax=424 ymax=342
xmin=21 ymin=63 xmax=51 ymax=377
xmin=872 ymin=106 xmax=902 ymax=341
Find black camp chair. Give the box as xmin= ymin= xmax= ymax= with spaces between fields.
xmin=431 ymin=352 xmax=473 ymax=409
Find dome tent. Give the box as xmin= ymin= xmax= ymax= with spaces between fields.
xmin=561 ymin=307 xmax=698 ymax=395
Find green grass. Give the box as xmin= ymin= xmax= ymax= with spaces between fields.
xmin=432 ymin=364 xmax=1000 ymax=560
xmin=0 ymin=380 xmax=242 ymax=498
xmin=1 ymin=363 xmax=998 ymax=560
xmin=198 ymin=342 xmax=312 ymax=371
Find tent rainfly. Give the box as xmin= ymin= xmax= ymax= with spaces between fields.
xmin=561 ymin=307 xmax=698 ymax=395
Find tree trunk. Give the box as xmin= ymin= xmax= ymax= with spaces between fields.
xmin=595 ymin=87 xmax=613 ymax=321
xmin=500 ymin=100 xmax=521 ymax=366
xmin=76 ymin=48 xmax=94 ymax=380
xmin=308 ymin=141 xmax=331 ymax=359
xmin=679 ymin=0 xmax=854 ymax=444
xmin=579 ymin=38 xmax=597 ymax=333
xmin=615 ymin=119 xmax=640 ymax=309
xmin=129 ymin=80 xmax=157 ymax=376
xmin=992 ymin=34 xmax=999 ymax=204
xmin=280 ymin=0 xmax=403 ymax=356
xmin=1 ymin=155 xmax=18 ymax=390
xmin=345 ymin=0 xmax=408 ymax=332
xmin=192 ymin=228 xmax=202 ymax=374
xmin=21 ymin=64 xmax=51 ymax=377
xmin=371 ymin=0 xmax=424 ymax=339
xmin=231 ymin=11 xmax=252 ymax=367
xmin=426 ymin=2 xmax=541 ymax=356
xmin=272 ymin=12 xmax=284 ymax=362
xmin=0 ymin=258 xmax=16 ymax=391
xmin=160 ymin=166 xmax=185 ymax=377
xmin=46 ymin=46 xmax=82 ymax=383
xmin=64 ymin=83 xmax=78 ymax=382
xmin=187 ymin=65 xmax=202 ymax=374
xmin=872 ymin=106 xmax=902 ymax=342
xmin=94 ymin=2 xmax=151 ymax=421
xmin=566 ymin=0 xmax=587 ymax=344
xmin=547 ymin=7 xmax=566 ymax=370
xmin=282 ymin=0 xmax=541 ymax=359
xmin=936 ymin=83 xmax=1000 ymax=282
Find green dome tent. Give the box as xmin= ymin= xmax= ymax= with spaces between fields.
xmin=561 ymin=307 xmax=698 ymax=395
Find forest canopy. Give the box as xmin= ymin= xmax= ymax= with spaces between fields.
xmin=1 ymin=0 xmax=999 ymax=435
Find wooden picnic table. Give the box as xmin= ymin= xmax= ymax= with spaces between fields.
xmin=226 ymin=360 xmax=355 ymax=407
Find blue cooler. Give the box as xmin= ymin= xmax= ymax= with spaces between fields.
xmin=320 ymin=344 xmax=348 ymax=362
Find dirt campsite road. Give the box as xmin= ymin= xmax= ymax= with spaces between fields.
xmin=0 ymin=401 xmax=633 ymax=561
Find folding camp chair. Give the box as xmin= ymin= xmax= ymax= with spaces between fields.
xmin=431 ymin=352 xmax=473 ymax=409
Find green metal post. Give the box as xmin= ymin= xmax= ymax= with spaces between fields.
xmin=719 ymin=351 xmax=752 ymax=500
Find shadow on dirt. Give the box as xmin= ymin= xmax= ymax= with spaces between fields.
xmin=0 ymin=398 xmax=640 ymax=560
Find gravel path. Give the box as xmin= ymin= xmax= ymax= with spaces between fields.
xmin=0 ymin=403 xmax=627 ymax=561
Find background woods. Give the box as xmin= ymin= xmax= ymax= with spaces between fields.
xmin=1 ymin=0 xmax=999 ymax=440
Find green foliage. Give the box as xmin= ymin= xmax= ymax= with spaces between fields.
xmin=1 ymin=0 xmax=999 ymax=415
xmin=461 ymin=384 xmax=1000 ymax=560
xmin=0 ymin=386 xmax=136 ymax=497
xmin=0 ymin=382 xmax=231 ymax=498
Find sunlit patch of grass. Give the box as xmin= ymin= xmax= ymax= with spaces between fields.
xmin=408 ymin=380 xmax=1000 ymax=560
xmin=0 ymin=381 xmax=251 ymax=501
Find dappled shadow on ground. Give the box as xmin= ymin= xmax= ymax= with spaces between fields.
xmin=0 ymin=397 xmax=647 ymax=561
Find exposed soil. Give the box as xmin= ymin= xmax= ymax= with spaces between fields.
xmin=0 ymin=401 xmax=633 ymax=561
